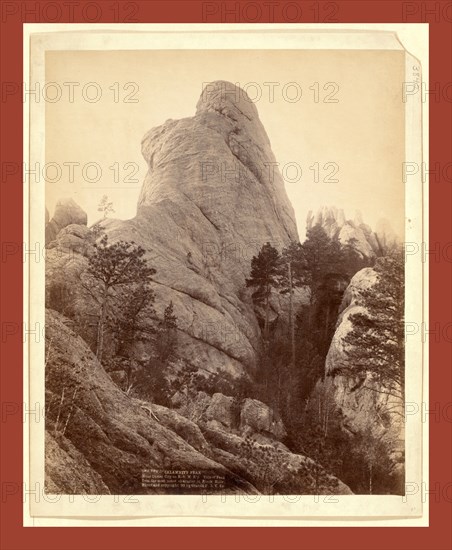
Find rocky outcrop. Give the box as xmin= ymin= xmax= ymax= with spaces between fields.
xmin=45 ymin=83 xmax=304 ymax=381
xmin=306 ymin=206 xmax=382 ymax=259
xmin=47 ymin=224 xmax=91 ymax=255
xmin=45 ymin=204 xmax=92 ymax=316
xmin=325 ymin=267 xmax=378 ymax=377
xmin=46 ymin=198 xmax=88 ymax=245
xmin=240 ymin=398 xmax=287 ymax=440
xmin=45 ymin=309 xmax=255 ymax=494
xmin=45 ymin=309 xmax=351 ymax=495
xmin=205 ymin=393 xmax=236 ymax=429
xmin=308 ymin=268 xmax=404 ymax=491
xmin=81 ymin=81 xmax=300 ymax=380
xmin=45 ymin=431 xmax=110 ymax=494
xmin=173 ymin=390 xmax=287 ymax=445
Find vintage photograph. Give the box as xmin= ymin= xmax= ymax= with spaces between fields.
xmin=25 ymin=26 xmax=426 ymax=520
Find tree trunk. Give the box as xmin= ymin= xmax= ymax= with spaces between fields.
xmin=288 ymin=261 xmax=295 ymax=369
xmin=264 ymin=285 xmax=270 ymax=396
xmin=308 ymin=282 xmax=314 ymax=329
xmin=96 ymin=285 xmax=109 ymax=364
xmin=287 ymin=261 xmax=295 ymax=411
xmin=324 ymin=300 xmax=330 ymax=352
xmin=264 ymin=284 xmax=270 ymax=344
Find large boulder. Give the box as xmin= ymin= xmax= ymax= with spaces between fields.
xmin=48 ymin=224 xmax=91 ymax=254
xmin=240 ymin=398 xmax=287 ymax=440
xmin=205 ymin=393 xmax=236 ymax=429
xmin=46 ymin=198 xmax=88 ymax=245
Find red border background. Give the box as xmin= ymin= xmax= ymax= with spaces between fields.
xmin=1 ymin=1 xmax=451 ymax=549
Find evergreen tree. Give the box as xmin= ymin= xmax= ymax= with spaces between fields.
xmin=112 ymin=283 xmax=156 ymax=392
xmin=115 ymin=283 xmax=156 ymax=355
xmin=298 ymin=225 xmax=347 ymax=358
xmin=277 ymin=241 xmax=308 ymax=404
xmin=301 ymin=225 xmax=345 ymax=302
xmin=97 ymin=194 xmax=115 ymax=219
xmin=84 ymin=235 xmax=155 ymax=363
xmin=279 ymin=242 xmax=306 ymax=365
xmin=246 ymin=242 xmax=281 ymax=343
xmin=342 ymin=250 xmax=404 ymax=402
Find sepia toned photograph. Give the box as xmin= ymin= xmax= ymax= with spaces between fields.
xmin=25 ymin=25 xmax=427 ymax=523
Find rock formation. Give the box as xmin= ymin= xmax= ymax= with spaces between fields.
xmin=307 ymin=268 xmax=404 ymax=492
xmin=45 ymin=309 xmax=351 ymax=495
xmin=48 ymin=81 xmax=300 ymax=381
xmin=45 ymin=81 xmax=406 ymax=495
xmin=46 ymin=198 xmax=88 ymax=245
xmin=306 ymin=206 xmax=385 ymax=259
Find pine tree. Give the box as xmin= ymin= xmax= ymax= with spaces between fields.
xmin=84 ymin=235 xmax=155 ymax=363
xmin=246 ymin=242 xmax=281 ymax=343
xmin=277 ymin=241 xmax=308 ymax=403
xmin=342 ymin=250 xmax=404 ymax=402
xmin=97 ymin=194 xmax=115 ymax=219
xmin=113 ymin=283 xmax=156 ymax=392
xmin=279 ymin=242 xmax=306 ymax=354
xmin=115 ymin=284 xmax=156 ymax=353
xmin=301 ymin=225 xmax=345 ymax=301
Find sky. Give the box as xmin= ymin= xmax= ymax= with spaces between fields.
xmin=45 ymin=48 xmax=405 ymax=239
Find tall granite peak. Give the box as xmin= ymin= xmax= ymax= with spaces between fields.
xmin=48 ymin=82 xmax=301 ymax=381
xmin=138 ymin=80 xmax=298 ymax=249
xmin=130 ymin=81 xmax=300 ymax=377
xmin=195 ymin=80 xmax=261 ymax=121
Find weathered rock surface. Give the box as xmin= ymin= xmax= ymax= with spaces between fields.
xmin=45 ymin=219 xmax=91 ymax=317
xmin=45 ymin=309 xmax=351 ymax=495
xmin=308 ymin=268 xmax=404 ymax=490
xmin=90 ymin=81 xmax=301 ymax=379
xmin=47 ymin=224 xmax=91 ymax=255
xmin=45 ymin=82 xmax=306 ymax=382
xmin=46 ymin=198 xmax=88 ymax=245
xmin=45 ymin=431 xmax=110 ymax=494
xmin=240 ymin=398 xmax=287 ymax=440
xmin=45 ymin=309 xmax=256 ymax=494
xmin=174 ymin=390 xmax=287 ymax=445
xmin=205 ymin=393 xmax=236 ymax=429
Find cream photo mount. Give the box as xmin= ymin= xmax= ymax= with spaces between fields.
xmin=24 ymin=23 xmax=428 ymax=526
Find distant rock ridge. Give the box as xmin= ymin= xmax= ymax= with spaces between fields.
xmin=306 ymin=206 xmax=399 ymax=259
